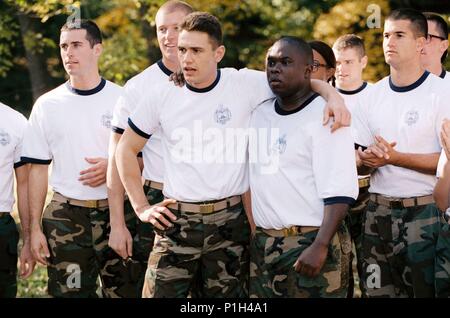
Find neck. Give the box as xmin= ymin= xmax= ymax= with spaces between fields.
xmin=277 ymin=84 xmax=314 ymax=112
xmin=69 ymin=72 xmax=101 ymax=90
xmin=423 ymin=61 xmax=443 ymax=77
xmin=336 ymin=79 xmax=364 ymax=91
xmin=188 ymin=68 xmax=218 ymax=89
xmin=390 ymin=62 xmax=425 ymax=87
xmin=162 ymin=57 xmax=179 ymax=73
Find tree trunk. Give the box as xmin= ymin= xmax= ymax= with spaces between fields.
xmin=17 ymin=12 xmax=53 ymax=102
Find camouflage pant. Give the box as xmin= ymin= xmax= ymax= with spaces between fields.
xmin=435 ymin=219 xmax=450 ymax=298
xmin=346 ymin=186 xmax=369 ymax=298
xmin=361 ymin=200 xmax=440 ymax=298
xmin=249 ymin=224 xmax=351 ymax=298
xmin=42 ymin=199 xmax=137 ymax=298
xmin=0 ymin=213 xmax=18 ymax=298
xmin=142 ymin=202 xmax=250 ymax=298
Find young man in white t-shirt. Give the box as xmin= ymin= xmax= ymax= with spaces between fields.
xmin=248 ymin=36 xmax=358 ymax=298
xmin=333 ymin=34 xmax=372 ymax=298
xmin=421 ymin=12 xmax=449 ymax=80
xmin=22 ymin=20 xmax=136 ymax=298
xmin=352 ymin=9 xmax=450 ymax=297
xmin=107 ymin=0 xmax=194 ymax=297
xmin=116 ymin=12 xmax=351 ymax=298
xmin=423 ymin=12 xmax=450 ymax=298
xmin=0 ymin=102 xmax=35 ymax=297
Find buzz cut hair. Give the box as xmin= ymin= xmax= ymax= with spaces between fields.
xmin=60 ymin=19 xmax=102 ymax=48
xmin=158 ymin=0 xmax=194 ymax=16
xmin=386 ymin=8 xmax=428 ymax=38
xmin=333 ymin=34 xmax=366 ymax=59
xmin=278 ymin=36 xmax=313 ymax=64
xmin=180 ymin=12 xmax=222 ymax=47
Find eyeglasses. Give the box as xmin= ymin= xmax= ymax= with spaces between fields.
xmin=312 ymin=60 xmax=330 ymax=72
xmin=426 ymin=34 xmax=447 ymax=42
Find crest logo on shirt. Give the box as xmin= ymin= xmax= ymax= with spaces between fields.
xmin=272 ymin=134 xmax=287 ymax=154
xmin=0 ymin=129 xmax=10 ymax=146
xmin=214 ymin=104 xmax=232 ymax=125
xmin=101 ymin=112 xmax=113 ymax=129
xmin=404 ymin=110 xmax=419 ymax=126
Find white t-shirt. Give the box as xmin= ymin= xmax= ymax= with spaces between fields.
xmin=22 ymin=79 xmax=122 ymax=200
xmin=129 ymin=68 xmax=273 ymax=202
xmin=111 ymin=60 xmax=172 ymax=182
xmin=249 ymin=95 xmax=358 ymax=229
xmin=352 ymin=71 xmax=450 ymax=197
xmin=336 ymin=81 xmax=373 ymax=116
xmin=0 ymin=102 xmax=27 ymax=212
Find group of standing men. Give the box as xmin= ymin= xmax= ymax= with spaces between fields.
xmin=0 ymin=1 xmax=449 ymax=298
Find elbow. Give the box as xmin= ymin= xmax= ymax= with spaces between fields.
xmin=433 ymin=189 xmax=448 ymax=212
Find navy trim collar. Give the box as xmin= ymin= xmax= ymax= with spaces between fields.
xmin=275 ymin=92 xmax=320 ymax=116
xmin=336 ymin=82 xmax=368 ymax=95
xmin=389 ymin=71 xmax=429 ymax=93
xmin=66 ymin=78 xmax=106 ymax=96
xmin=186 ymin=70 xmax=221 ymax=93
xmin=440 ymin=68 xmax=446 ymax=79
xmin=157 ymin=60 xmax=173 ymax=77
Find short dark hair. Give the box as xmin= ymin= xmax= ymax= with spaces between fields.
xmin=423 ymin=12 xmax=448 ymax=63
xmin=386 ymin=8 xmax=428 ymax=38
xmin=278 ymin=36 xmax=313 ymax=64
xmin=158 ymin=0 xmax=194 ymax=16
xmin=60 ymin=19 xmax=102 ymax=48
xmin=180 ymin=12 xmax=222 ymax=47
xmin=333 ymin=34 xmax=366 ymax=58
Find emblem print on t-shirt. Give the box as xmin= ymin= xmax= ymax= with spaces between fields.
xmin=101 ymin=112 xmax=113 ymax=129
xmin=404 ymin=110 xmax=419 ymax=126
xmin=272 ymin=134 xmax=287 ymax=154
xmin=214 ymin=104 xmax=232 ymax=125
xmin=0 ymin=129 xmax=10 ymax=146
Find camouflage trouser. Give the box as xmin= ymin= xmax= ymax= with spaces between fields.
xmin=249 ymin=224 xmax=351 ymax=298
xmin=121 ymin=185 xmax=162 ymax=297
xmin=142 ymin=202 xmax=250 ymax=298
xmin=361 ymin=200 xmax=440 ymax=298
xmin=435 ymin=218 xmax=450 ymax=298
xmin=346 ymin=186 xmax=369 ymax=298
xmin=42 ymin=199 xmax=140 ymax=298
xmin=0 ymin=213 xmax=18 ymax=298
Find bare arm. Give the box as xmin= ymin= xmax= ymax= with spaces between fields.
xmin=107 ymin=132 xmax=133 ymax=259
xmin=241 ymin=190 xmax=255 ymax=235
xmin=15 ymin=164 xmax=36 ymax=278
xmin=116 ymin=128 xmax=151 ymax=214
xmin=310 ymin=79 xmax=350 ymax=132
xmin=15 ymin=164 xmax=30 ymax=242
xmin=28 ymin=164 xmax=50 ymax=265
xmin=294 ymin=203 xmax=349 ymax=277
xmin=434 ymin=162 xmax=450 ymax=211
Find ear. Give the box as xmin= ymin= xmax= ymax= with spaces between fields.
xmin=93 ymin=43 xmax=103 ymax=57
xmin=440 ymin=39 xmax=449 ymax=56
xmin=361 ymin=55 xmax=368 ymax=69
xmin=326 ymin=67 xmax=336 ymax=81
xmin=304 ymin=64 xmax=313 ymax=79
xmin=214 ymin=45 xmax=226 ymax=63
xmin=416 ymin=36 xmax=426 ymax=54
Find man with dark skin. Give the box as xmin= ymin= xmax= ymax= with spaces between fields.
xmin=248 ymin=37 xmax=357 ymax=297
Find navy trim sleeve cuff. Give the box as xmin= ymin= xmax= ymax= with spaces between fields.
xmin=324 ymin=196 xmax=355 ymax=206
xmin=21 ymin=157 xmax=52 ymax=165
xmin=14 ymin=161 xmax=27 ymax=169
xmin=111 ymin=126 xmax=124 ymax=134
xmin=128 ymin=118 xmax=151 ymax=139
